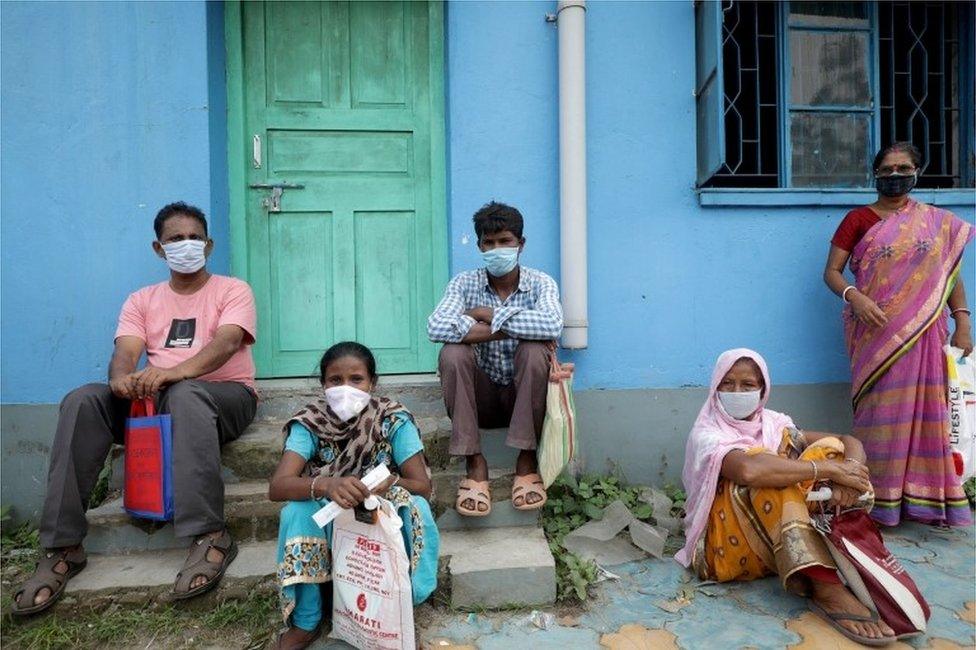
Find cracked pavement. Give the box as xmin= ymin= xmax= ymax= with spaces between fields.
xmin=417 ymin=521 xmax=975 ymax=649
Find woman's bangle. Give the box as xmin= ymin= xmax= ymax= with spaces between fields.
xmin=950 ymin=307 xmax=971 ymax=318
xmin=842 ymin=286 xmax=857 ymax=303
xmin=809 ymin=460 xmax=818 ymax=482
xmin=310 ymin=474 xmax=323 ymax=501
xmin=390 ymin=473 xmax=400 ymax=488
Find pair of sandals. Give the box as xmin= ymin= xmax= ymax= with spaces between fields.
xmin=10 ymin=530 xmax=237 ymax=616
xmin=455 ymin=473 xmax=547 ymax=516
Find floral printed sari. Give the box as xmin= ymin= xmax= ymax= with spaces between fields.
xmin=844 ymin=199 xmax=973 ymax=526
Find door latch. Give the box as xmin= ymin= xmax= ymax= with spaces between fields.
xmin=248 ymin=182 xmax=305 ymax=213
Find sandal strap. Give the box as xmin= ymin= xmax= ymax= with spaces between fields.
xmin=173 ymin=531 xmax=232 ymax=594
xmin=828 ymin=611 xmax=880 ymax=623
xmin=14 ymin=548 xmax=83 ymax=608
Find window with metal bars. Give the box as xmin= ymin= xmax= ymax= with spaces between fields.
xmin=695 ymin=0 xmax=975 ymax=189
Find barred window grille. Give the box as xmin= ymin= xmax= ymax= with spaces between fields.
xmin=879 ymin=1 xmax=969 ymax=188
xmin=696 ymin=0 xmax=975 ymax=189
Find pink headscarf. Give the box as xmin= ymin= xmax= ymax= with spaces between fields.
xmin=674 ymin=348 xmax=794 ymax=567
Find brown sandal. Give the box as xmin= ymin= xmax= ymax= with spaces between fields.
xmin=171 ymin=529 xmax=238 ymax=600
xmin=269 ymin=624 xmax=322 ymax=650
xmin=512 ymin=473 xmax=548 ymax=510
xmin=11 ymin=547 xmax=87 ymax=616
xmin=456 ymin=478 xmax=492 ymax=517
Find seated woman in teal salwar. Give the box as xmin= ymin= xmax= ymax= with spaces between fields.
xmin=268 ymin=342 xmax=439 ymax=650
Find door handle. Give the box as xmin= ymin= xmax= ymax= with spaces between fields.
xmin=248 ymin=182 xmax=305 ymax=213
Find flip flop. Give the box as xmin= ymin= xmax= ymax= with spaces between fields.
xmin=455 ymin=478 xmax=491 ymax=517
xmin=171 ymin=529 xmax=238 ymax=601
xmin=512 ymin=473 xmax=547 ymax=511
xmin=809 ymin=600 xmax=895 ymax=647
xmin=11 ymin=547 xmax=87 ymax=617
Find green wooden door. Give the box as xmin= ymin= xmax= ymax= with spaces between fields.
xmin=235 ymin=1 xmax=446 ymax=377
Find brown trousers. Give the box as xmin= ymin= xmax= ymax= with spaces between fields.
xmin=438 ymin=341 xmax=550 ymax=456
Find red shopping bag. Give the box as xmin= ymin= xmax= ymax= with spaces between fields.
xmin=816 ymin=509 xmax=930 ymax=638
xmin=123 ymin=398 xmax=174 ymax=520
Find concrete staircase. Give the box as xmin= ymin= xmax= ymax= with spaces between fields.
xmin=71 ymin=376 xmax=556 ymax=611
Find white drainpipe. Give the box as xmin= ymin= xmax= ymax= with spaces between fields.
xmin=557 ymin=0 xmax=588 ymax=349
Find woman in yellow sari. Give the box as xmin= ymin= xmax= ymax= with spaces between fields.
xmin=676 ymin=349 xmax=896 ymax=646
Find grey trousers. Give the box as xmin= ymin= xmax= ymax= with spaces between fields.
xmin=39 ymin=380 xmax=256 ymax=548
xmin=438 ymin=341 xmax=550 ymax=456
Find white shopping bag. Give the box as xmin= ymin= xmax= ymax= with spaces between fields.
xmin=945 ymin=345 xmax=976 ymax=481
xmin=330 ymin=496 xmax=415 ymax=650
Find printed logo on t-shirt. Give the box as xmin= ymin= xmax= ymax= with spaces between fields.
xmin=164 ymin=319 xmax=196 ymax=348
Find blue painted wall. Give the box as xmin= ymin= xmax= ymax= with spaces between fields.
xmin=1 ymin=0 xmax=973 ymax=404
xmin=0 ymin=1 xmax=230 ymax=403
xmin=445 ymin=0 xmax=975 ymax=391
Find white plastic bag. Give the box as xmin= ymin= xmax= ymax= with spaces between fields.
xmin=945 ymin=345 xmax=976 ymax=481
xmin=330 ymin=496 xmax=415 ymax=650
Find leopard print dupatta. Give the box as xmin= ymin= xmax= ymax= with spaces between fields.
xmin=283 ymin=395 xmax=412 ymax=478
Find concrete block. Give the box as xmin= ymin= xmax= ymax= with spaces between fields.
xmin=436 ymin=501 xmax=540 ymax=532
xmin=220 ymin=422 xmax=283 ymax=481
xmin=444 ymin=526 xmax=556 ymax=609
xmin=62 ymin=541 xmax=277 ymax=611
xmin=431 ymin=466 xmax=515 ymax=511
xmin=254 ymin=376 xmax=446 ymax=422
xmin=85 ymin=481 xmax=280 ymax=554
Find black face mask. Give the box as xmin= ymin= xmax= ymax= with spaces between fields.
xmin=875 ymin=173 xmax=917 ymax=198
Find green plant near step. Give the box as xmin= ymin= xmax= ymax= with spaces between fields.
xmin=541 ymin=473 xmax=686 ymax=602
xmin=964 ymin=476 xmax=975 ymax=507
xmin=1 ymin=507 xmax=40 ymax=575
xmin=0 ymin=588 xmax=279 ymax=649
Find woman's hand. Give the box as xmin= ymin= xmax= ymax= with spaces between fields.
xmin=849 ymin=292 xmax=888 ymax=328
xmin=371 ymin=474 xmax=398 ymax=495
xmin=821 ymin=459 xmax=872 ymax=494
xmin=950 ymin=316 xmax=973 ymax=357
xmin=827 ymin=484 xmax=864 ymax=509
xmin=322 ymin=475 xmax=370 ymax=509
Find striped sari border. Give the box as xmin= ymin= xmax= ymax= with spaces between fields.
xmin=853 ymin=260 xmax=962 ymax=411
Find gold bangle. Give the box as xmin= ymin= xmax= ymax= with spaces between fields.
xmin=809 ymin=460 xmax=818 ymax=482
xmin=310 ymin=474 xmax=321 ymax=501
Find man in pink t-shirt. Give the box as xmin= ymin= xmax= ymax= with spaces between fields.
xmin=13 ymin=202 xmax=259 ymax=616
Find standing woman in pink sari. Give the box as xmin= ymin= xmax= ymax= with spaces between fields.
xmin=823 ymin=142 xmax=974 ymax=527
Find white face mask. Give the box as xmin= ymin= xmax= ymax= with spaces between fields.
xmin=324 ymin=385 xmax=371 ymax=422
xmin=161 ymin=240 xmax=207 ymax=274
xmin=717 ymin=390 xmax=762 ymax=420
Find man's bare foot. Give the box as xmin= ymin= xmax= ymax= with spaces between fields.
xmin=460 ymin=454 xmax=489 ymax=512
xmin=811 ymin=579 xmax=895 ymax=640
xmin=514 ymin=450 xmax=543 ymax=506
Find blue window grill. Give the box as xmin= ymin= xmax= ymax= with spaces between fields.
xmin=696 ymin=0 xmax=975 ymax=189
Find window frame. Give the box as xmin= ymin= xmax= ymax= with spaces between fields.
xmin=778 ymin=1 xmax=879 ymax=187
xmin=695 ymin=0 xmax=976 ymax=205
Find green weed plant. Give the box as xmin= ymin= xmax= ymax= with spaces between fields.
xmin=540 ymin=474 xmax=686 ymax=602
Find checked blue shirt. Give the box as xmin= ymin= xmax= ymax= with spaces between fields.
xmin=427 ymin=266 xmax=563 ymax=385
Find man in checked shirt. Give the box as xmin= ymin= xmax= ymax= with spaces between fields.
xmin=427 ymin=201 xmax=563 ymax=517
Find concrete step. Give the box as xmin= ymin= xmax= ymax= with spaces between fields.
xmin=218 ymin=416 xmax=455 ymax=481
xmin=62 ymin=540 xmax=277 ymax=612
xmin=439 ymin=525 xmax=556 ymax=610
xmin=88 ymin=464 xmax=533 ymax=554
xmin=85 ymin=480 xmax=281 ymax=555
xmin=254 ymin=375 xmax=447 ymax=422
xmin=108 ymin=415 xmax=454 ymax=491
xmin=59 ymin=527 xmax=555 ymax=614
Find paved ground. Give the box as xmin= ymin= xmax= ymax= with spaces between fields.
xmin=393 ymin=521 xmax=975 ymax=650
